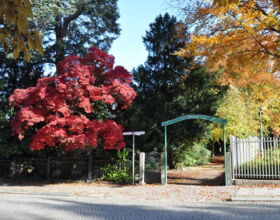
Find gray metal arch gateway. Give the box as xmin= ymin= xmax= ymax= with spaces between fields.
xmin=161 ymin=114 xmax=229 ymax=185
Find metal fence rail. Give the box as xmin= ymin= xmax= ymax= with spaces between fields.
xmin=231 ymin=136 xmax=280 ymax=179
xmin=0 ymin=157 xmax=133 ymax=182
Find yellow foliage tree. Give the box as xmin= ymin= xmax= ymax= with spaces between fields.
xmin=214 ymin=0 xmax=280 ymax=9
xmin=212 ymin=86 xmax=259 ymax=139
xmin=177 ymin=0 xmax=280 ymax=136
xmin=0 ymin=0 xmax=43 ymax=61
xmin=178 ymin=0 xmax=279 ymax=82
xmin=213 ymin=84 xmax=280 ymax=139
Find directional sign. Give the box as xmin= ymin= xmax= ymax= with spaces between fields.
xmin=123 ymin=131 xmax=145 ymax=136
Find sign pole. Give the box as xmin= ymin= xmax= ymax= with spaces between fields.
xmin=123 ymin=131 xmax=145 ymax=185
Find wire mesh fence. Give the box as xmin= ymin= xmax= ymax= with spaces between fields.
xmin=144 ymin=152 xmax=162 ymax=183
xmin=145 ymin=152 xmax=161 ymax=173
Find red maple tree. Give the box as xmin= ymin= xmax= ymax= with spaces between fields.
xmin=9 ymin=47 xmax=136 ymax=151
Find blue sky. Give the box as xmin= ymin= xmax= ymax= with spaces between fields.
xmin=109 ymin=0 xmax=174 ymax=72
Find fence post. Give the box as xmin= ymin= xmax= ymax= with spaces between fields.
xmin=88 ymin=155 xmax=92 ymax=182
xmin=225 ymin=152 xmax=232 ymax=185
xmin=139 ymin=152 xmax=145 ymax=184
xmin=46 ymin=157 xmax=51 ymax=180
xmin=230 ymin=136 xmax=236 ymax=181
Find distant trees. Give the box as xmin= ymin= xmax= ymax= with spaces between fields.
xmin=120 ymin=14 xmax=226 ymax=160
xmin=121 ymin=13 xmax=189 ymax=151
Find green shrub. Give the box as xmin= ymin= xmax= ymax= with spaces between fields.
xmin=100 ymin=164 xmax=132 ymax=184
xmin=173 ymin=142 xmax=211 ymax=168
xmin=116 ymin=148 xmax=130 ymax=161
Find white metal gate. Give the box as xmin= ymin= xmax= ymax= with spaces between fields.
xmin=230 ymin=136 xmax=280 ymax=180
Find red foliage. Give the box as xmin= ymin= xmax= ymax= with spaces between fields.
xmin=9 ymin=47 xmax=136 ymax=151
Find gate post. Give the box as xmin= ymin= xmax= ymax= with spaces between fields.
xmin=139 ymin=153 xmax=145 ymax=184
xmin=225 ymin=152 xmax=232 ymax=185
xmin=162 ymin=126 xmax=168 ymax=185
xmin=161 ymin=152 xmax=167 ymax=185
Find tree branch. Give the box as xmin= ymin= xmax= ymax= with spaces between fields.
xmin=237 ymin=20 xmax=280 ymax=58
xmin=62 ymin=5 xmax=84 ymax=37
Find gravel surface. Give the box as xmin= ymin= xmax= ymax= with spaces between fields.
xmin=0 ymin=183 xmax=238 ymax=202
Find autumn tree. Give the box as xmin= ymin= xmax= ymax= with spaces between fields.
xmin=9 ymin=47 xmax=136 ymax=151
xmin=175 ymin=0 xmax=280 ymax=136
xmin=0 ymin=0 xmax=43 ymax=61
xmin=176 ymin=0 xmax=279 ymax=81
xmin=214 ymin=0 xmax=280 ymax=8
xmin=0 ymin=1 xmax=122 ymax=158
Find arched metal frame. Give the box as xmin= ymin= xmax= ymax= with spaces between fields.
xmin=161 ymin=114 xmax=228 ymax=185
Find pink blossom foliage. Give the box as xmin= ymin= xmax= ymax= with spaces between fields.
xmin=9 ymin=47 xmax=136 ymax=151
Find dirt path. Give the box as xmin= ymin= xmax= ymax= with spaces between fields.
xmin=168 ymin=156 xmax=225 ymax=186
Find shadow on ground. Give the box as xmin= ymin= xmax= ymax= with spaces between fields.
xmin=0 ymin=178 xmax=131 ymax=188
xmin=1 ymin=194 xmax=280 ymax=220
xmin=168 ymin=156 xmax=225 ymax=186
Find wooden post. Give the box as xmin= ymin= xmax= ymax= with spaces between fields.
xmin=139 ymin=153 xmax=145 ymax=184
xmin=88 ymin=155 xmax=92 ymax=182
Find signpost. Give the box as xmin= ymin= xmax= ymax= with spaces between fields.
xmin=123 ymin=131 xmax=145 ymax=184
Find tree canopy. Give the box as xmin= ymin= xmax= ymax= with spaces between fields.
xmin=9 ymin=47 xmax=136 ymax=151
xmin=177 ymin=0 xmax=280 ymax=84
xmin=214 ymin=0 xmax=280 ymax=9
xmin=0 ymin=0 xmax=44 ymax=61
xmin=176 ymin=0 xmax=280 ymax=136
xmin=32 ymin=0 xmax=120 ymax=64
xmin=0 ymin=0 xmax=122 ymax=158
xmin=121 ymin=14 xmax=226 ymax=154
